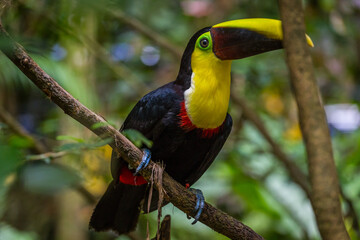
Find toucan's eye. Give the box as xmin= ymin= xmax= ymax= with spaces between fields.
xmin=199 ymin=38 xmax=209 ymax=49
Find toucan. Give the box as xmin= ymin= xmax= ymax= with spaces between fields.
xmin=89 ymin=18 xmax=313 ymax=234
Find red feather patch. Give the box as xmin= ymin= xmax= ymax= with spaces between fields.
xmin=178 ymin=101 xmax=196 ymax=131
xmin=178 ymin=101 xmax=221 ymax=138
xmin=119 ymin=165 xmax=147 ymax=186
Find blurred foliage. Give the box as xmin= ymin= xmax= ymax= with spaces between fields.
xmin=0 ymin=0 xmax=360 ymax=239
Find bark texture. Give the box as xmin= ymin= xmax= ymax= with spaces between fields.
xmin=279 ymin=1 xmax=350 ymax=239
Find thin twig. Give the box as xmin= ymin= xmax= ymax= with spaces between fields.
xmin=0 ymin=20 xmax=264 ymax=240
xmin=0 ymin=106 xmax=48 ymax=153
xmin=26 ymin=151 xmax=67 ymax=161
xmin=279 ymin=1 xmax=349 ymax=239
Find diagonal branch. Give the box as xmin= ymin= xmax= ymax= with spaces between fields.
xmin=0 ymin=21 xmax=263 ymax=240
xmin=231 ymin=96 xmax=311 ymax=198
xmin=279 ymin=1 xmax=350 ymax=239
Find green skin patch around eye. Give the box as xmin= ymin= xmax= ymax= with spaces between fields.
xmin=196 ymin=32 xmax=212 ymax=51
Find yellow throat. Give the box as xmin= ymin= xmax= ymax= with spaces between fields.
xmin=184 ymin=46 xmax=232 ymax=129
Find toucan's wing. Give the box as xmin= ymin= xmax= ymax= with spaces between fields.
xmin=121 ymin=85 xmax=178 ymax=134
xmin=111 ymin=83 xmax=181 ymax=179
xmin=185 ymin=114 xmax=233 ymax=185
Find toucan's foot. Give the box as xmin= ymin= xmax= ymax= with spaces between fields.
xmin=135 ymin=148 xmax=151 ymax=175
xmin=189 ymin=188 xmax=205 ymax=224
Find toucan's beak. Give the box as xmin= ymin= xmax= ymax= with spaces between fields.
xmin=210 ymin=18 xmax=314 ymax=60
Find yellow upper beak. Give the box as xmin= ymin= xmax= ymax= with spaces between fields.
xmin=213 ymin=18 xmax=314 ymax=47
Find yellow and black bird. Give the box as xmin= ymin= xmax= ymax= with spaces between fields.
xmin=90 ymin=18 xmax=313 ymax=234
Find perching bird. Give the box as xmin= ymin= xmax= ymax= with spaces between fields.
xmin=90 ymin=18 xmax=313 ymax=235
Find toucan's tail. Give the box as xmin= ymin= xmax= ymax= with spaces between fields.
xmin=89 ymin=180 xmax=147 ymax=234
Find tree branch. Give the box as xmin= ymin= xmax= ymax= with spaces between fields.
xmin=0 ymin=21 xmax=263 ymax=240
xmin=279 ymin=1 xmax=349 ymax=239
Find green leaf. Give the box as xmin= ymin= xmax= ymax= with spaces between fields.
xmin=91 ymin=122 xmax=109 ymax=130
xmin=122 ymin=129 xmax=153 ymax=148
xmin=8 ymin=135 xmax=33 ymax=149
xmin=0 ymin=145 xmax=23 ymax=184
xmin=56 ymin=142 xmax=85 ymax=152
xmin=56 ymin=135 xmax=85 ymax=143
xmin=84 ymin=138 xmax=113 ymax=148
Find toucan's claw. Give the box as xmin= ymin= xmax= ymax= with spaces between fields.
xmin=189 ymin=188 xmax=205 ymax=224
xmin=135 ymin=148 xmax=151 ymax=175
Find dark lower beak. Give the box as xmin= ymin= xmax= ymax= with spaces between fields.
xmin=211 ymin=27 xmax=283 ymax=60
